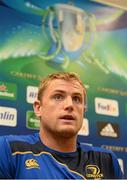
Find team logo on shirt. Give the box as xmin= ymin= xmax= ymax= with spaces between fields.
xmin=25 ymin=159 xmax=40 ymax=169
xmin=85 ymin=165 xmax=103 ymax=179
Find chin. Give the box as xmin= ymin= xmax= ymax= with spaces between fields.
xmin=58 ymin=128 xmax=78 ymax=138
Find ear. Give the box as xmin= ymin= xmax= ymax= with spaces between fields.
xmin=33 ymin=100 xmax=42 ymax=118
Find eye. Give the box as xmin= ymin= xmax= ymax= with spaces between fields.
xmin=54 ymin=94 xmax=64 ymax=101
xmin=73 ymin=96 xmax=82 ymax=103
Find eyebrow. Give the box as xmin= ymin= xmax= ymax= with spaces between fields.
xmin=52 ymin=90 xmax=83 ymax=97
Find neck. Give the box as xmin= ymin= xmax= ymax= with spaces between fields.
xmin=39 ymin=128 xmax=77 ymax=153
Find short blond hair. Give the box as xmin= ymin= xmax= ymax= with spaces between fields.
xmin=38 ymin=72 xmax=87 ymax=107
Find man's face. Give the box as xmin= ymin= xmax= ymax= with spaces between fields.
xmin=34 ymin=79 xmax=85 ymax=138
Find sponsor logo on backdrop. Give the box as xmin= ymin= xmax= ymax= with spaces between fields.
xmin=0 ymin=82 xmax=17 ymax=100
xmin=26 ymin=86 xmax=38 ymax=104
xmin=118 ymin=158 xmax=124 ymax=174
xmin=26 ymin=111 xmax=40 ymax=129
xmin=78 ymin=118 xmax=89 ymax=136
xmin=95 ymin=97 xmax=119 ymax=116
xmin=97 ymin=121 xmax=119 ymax=138
xmin=101 ymin=145 xmax=127 ymax=152
xmin=0 ymin=106 xmax=17 ymax=126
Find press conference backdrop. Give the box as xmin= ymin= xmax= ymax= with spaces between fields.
xmin=0 ymin=0 xmax=127 ymax=177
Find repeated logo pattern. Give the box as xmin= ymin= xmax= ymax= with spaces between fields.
xmin=0 ymin=84 xmax=125 ymax=175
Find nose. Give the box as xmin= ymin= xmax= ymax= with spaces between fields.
xmin=64 ymin=96 xmax=74 ymax=112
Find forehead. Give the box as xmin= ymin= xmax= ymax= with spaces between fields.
xmin=45 ymin=79 xmax=84 ymax=95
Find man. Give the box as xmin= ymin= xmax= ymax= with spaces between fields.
xmin=0 ymin=72 xmax=124 ymax=179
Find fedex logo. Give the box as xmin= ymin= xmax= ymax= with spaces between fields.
xmin=95 ymin=97 xmax=119 ymax=116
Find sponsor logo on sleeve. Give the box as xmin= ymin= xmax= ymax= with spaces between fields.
xmin=26 ymin=86 xmax=38 ymax=104
xmin=95 ymin=97 xmax=119 ymax=116
xmin=0 ymin=82 xmax=17 ymax=100
xmin=0 ymin=106 xmax=17 ymax=126
xmin=97 ymin=121 xmax=119 ymax=138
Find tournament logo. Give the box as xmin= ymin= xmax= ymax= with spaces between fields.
xmin=0 ymin=81 xmax=17 ymax=100
xmin=85 ymin=165 xmax=103 ymax=179
xmin=25 ymin=159 xmax=40 ymax=169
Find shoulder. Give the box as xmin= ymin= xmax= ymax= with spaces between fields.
xmin=0 ymin=133 xmax=39 ymax=149
xmin=79 ymin=143 xmax=124 ymax=178
xmin=79 ymin=143 xmax=117 ymax=160
xmin=79 ymin=143 xmax=123 ymax=173
xmin=80 ymin=143 xmax=113 ymax=153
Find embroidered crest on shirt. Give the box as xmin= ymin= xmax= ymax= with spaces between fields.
xmin=85 ymin=165 xmax=104 ymax=179
xmin=25 ymin=159 xmax=40 ymax=169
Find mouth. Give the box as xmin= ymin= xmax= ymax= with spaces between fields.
xmin=60 ymin=115 xmax=75 ymax=121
